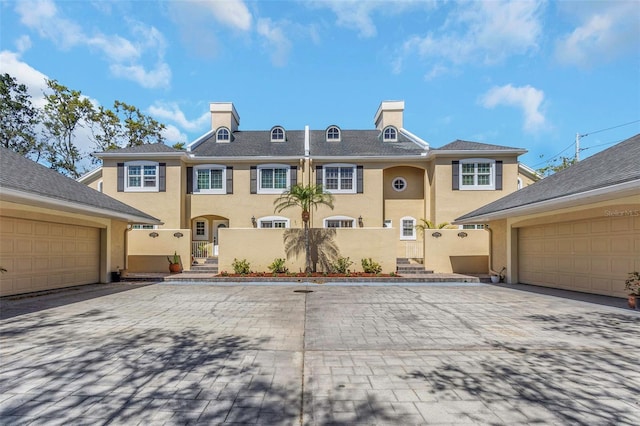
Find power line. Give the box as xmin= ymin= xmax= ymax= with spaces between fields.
xmin=580 ymin=119 xmax=640 ymax=137
xmin=531 ymin=141 xmax=574 ymax=167
xmin=580 ymin=138 xmax=624 ymax=152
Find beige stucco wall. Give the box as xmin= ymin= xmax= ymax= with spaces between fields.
xmin=432 ymin=156 xmax=520 ymax=224
xmin=0 ymin=201 xmax=126 ymax=295
xmin=127 ymin=228 xmax=191 ymax=272
xmin=423 ymin=229 xmax=489 ymax=273
xmin=102 ymin=158 xmax=182 ymax=228
xmin=218 ymin=228 xmax=396 ymax=273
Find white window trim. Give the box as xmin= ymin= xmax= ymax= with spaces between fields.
xmin=384 ymin=220 xmax=393 ymax=228
xmin=326 ymin=126 xmax=341 ymax=142
xmin=124 ymin=160 xmax=159 ymax=192
xmin=216 ymin=127 xmax=230 ymax=143
xmin=193 ymin=164 xmax=226 ymax=194
xmin=459 ymin=158 xmax=496 ymax=190
xmin=383 ymin=126 xmax=398 ymax=142
xmin=271 ymin=127 xmax=285 ymax=142
xmin=391 ymin=177 xmax=407 ymax=192
xmin=258 ymin=216 xmax=290 ymax=229
xmin=517 ymin=177 xmax=523 ymax=190
xmin=323 ymin=163 xmax=356 ymax=194
xmin=400 ymin=216 xmax=417 ymax=240
xmin=97 ymin=180 xmax=103 ymax=193
xmin=257 ymin=164 xmax=291 ymax=194
xmin=324 ymin=215 xmax=356 ymax=228
xmin=461 ymin=224 xmax=486 ymax=230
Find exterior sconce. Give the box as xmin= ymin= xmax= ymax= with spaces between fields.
xmin=358 ymin=216 xmax=364 ymax=228
xmin=251 ymin=216 xmax=257 ymax=228
xmin=431 ymin=232 xmax=442 ymax=238
xmin=173 ymin=232 xmax=184 ymax=238
xmin=149 ymin=232 xmax=159 ymax=238
xmin=458 ymin=232 xmax=468 ymax=238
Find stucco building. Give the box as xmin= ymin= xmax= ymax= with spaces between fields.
xmin=82 ymin=101 xmax=537 ymax=274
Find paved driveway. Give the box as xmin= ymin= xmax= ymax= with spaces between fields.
xmin=1 ymin=282 xmax=639 ymax=425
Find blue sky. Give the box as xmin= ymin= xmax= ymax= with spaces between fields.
xmin=1 ymin=0 xmax=639 ymax=170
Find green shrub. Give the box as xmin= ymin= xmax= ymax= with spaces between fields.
xmin=268 ymin=258 xmax=289 ymax=274
xmin=331 ymin=256 xmax=353 ymax=274
xmin=232 ymin=258 xmax=251 ymax=275
xmin=361 ymin=258 xmax=382 ymax=274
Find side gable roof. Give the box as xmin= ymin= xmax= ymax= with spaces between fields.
xmin=106 ymin=143 xmax=182 ymax=153
xmin=456 ymin=134 xmax=640 ymax=222
xmin=0 ymin=147 xmax=161 ymax=224
xmin=435 ymin=140 xmax=525 ymax=153
xmin=310 ymin=130 xmax=427 ymax=157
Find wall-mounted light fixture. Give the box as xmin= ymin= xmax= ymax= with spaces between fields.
xmin=358 ymin=216 xmax=364 ymax=228
xmin=251 ymin=216 xmax=257 ymax=228
xmin=173 ymin=232 xmax=184 ymax=238
xmin=431 ymin=231 xmax=442 ymax=238
xmin=149 ymin=232 xmax=159 ymax=238
xmin=457 ymin=231 xmax=468 ymax=238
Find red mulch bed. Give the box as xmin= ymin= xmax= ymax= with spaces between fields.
xmin=217 ymin=272 xmax=396 ymax=278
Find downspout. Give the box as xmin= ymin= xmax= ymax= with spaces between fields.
xmin=486 ymin=225 xmax=493 ymax=274
xmin=124 ymin=224 xmax=132 ymax=272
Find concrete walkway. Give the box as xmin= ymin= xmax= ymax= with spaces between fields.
xmin=1 ymin=282 xmax=639 ymax=425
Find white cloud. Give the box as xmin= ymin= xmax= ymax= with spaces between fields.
xmin=13 ymin=0 xmax=171 ymax=88
xmin=257 ymin=18 xmax=292 ymax=67
xmin=315 ymin=0 xmax=433 ymax=38
xmin=15 ymin=35 xmax=32 ymax=53
xmin=555 ymin=2 xmax=639 ymax=67
xmin=199 ymin=0 xmax=252 ymax=31
xmin=162 ymin=124 xmax=188 ymax=145
xmin=148 ymin=102 xmax=210 ymax=132
xmin=396 ymin=0 xmax=544 ymax=73
xmin=0 ymin=50 xmax=49 ymax=108
xmin=480 ymin=84 xmax=546 ymax=132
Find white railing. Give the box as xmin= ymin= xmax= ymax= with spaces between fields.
xmin=192 ymin=241 xmax=214 ymax=258
xmin=404 ymin=241 xmax=424 ymax=259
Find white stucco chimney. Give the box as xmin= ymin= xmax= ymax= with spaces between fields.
xmin=210 ymin=102 xmax=240 ymax=131
xmin=374 ymin=100 xmax=404 ymax=130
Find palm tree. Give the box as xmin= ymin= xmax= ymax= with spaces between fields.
xmin=274 ymin=184 xmax=335 ymax=272
xmin=415 ymin=219 xmax=457 ymax=235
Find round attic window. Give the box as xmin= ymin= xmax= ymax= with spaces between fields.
xmin=392 ymin=177 xmax=407 ymax=192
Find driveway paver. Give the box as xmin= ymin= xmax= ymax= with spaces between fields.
xmin=1 ymin=282 xmax=639 ymax=425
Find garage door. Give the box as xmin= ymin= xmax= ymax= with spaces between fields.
xmin=518 ymin=216 xmax=639 ymax=297
xmin=0 ymin=217 xmax=100 ymax=297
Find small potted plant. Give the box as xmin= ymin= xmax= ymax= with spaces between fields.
xmin=624 ymin=271 xmax=640 ymax=310
xmin=490 ymin=267 xmax=506 ymax=284
xmin=167 ymin=251 xmax=182 ymax=273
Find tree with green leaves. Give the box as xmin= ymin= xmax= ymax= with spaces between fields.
xmin=41 ymin=79 xmax=94 ymax=178
xmin=537 ymin=156 xmax=577 ymax=177
xmin=415 ymin=219 xmax=456 ymax=235
xmin=113 ymin=100 xmax=165 ymax=147
xmin=0 ymin=73 xmax=41 ymax=158
xmin=274 ymin=184 xmax=335 ymax=273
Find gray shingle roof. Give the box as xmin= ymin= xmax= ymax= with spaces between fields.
xmin=102 ymin=143 xmax=182 ymax=154
xmin=436 ymin=140 xmax=523 ymax=151
xmin=191 ymin=131 xmax=305 ymax=157
xmin=310 ymin=130 xmax=426 ymax=156
xmin=456 ymin=134 xmax=640 ymax=221
xmin=191 ymin=129 xmax=427 ymax=157
xmin=0 ymin=147 xmax=160 ymax=223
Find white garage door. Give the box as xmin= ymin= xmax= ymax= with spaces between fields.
xmin=0 ymin=217 xmax=100 ymax=297
xmin=518 ymin=216 xmax=639 ymax=297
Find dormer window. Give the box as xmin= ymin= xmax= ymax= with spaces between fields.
xmin=271 ymin=126 xmax=285 ymax=142
xmin=326 ymin=126 xmax=341 ymax=142
xmin=383 ymin=126 xmax=397 ymax=142
xmin=216 ymin=127 xmax=230 ymax=143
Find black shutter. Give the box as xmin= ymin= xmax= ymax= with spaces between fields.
xmin=356 ymin=165 xmax=364 ymax=193
xmin=316 ymin=165 xmax=323 ymax=186
xmin=290 ymin=165 xmax=297 ymax=187
xmin=495 ymin=161 xmax=503 ymax=190
xmin=186 ymin=167 xmax=193 ymax=194
xmin=117 ymin=163 xmax=124 ymax=192
xmin=250 ymin=166 xmax=257 ymax=194
xmin=226 ymin=167 xmax=233 ymax=194
xmin=158 ymin=163 xmax=166 ymax=192
xmin=452 ymin=160 xmax=460 ymax=190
